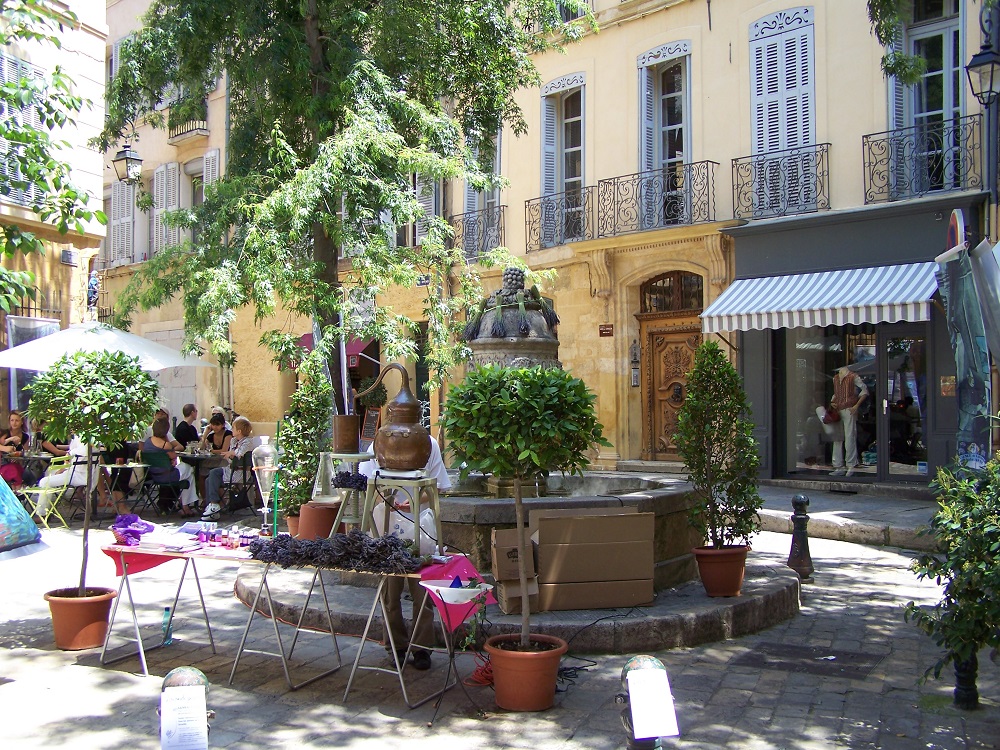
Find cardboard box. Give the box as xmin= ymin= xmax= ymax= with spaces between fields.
xmin=491 ymin=527 xmax=536 ymax=581
xmin=529 ymin=505 xmax=638 ymax=539
xmin=535 ymin=541 xmax=654 ymax=583
xmin=537 ymin=579 xmax=654 ymax=611
xmin=531 ymin=508 xmax=652 ymax=545
xmin=496 ymin=577 xmax=539 ymax=615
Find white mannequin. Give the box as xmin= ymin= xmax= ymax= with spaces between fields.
xmin=831 ymin=366 xmax=868 ymax=476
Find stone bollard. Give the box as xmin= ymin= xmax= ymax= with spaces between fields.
xmin=786 ymin=494 xmax=814 ymax=581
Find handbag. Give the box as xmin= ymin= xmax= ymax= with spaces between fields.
xmin=823 ymin=406 xmax=841 ymax=424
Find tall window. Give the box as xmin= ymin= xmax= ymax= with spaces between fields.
xmin=462 ymin=134 xmax=502 ymax=260
xmin=749 ymin=8 xmax=816 ymax=214
xmin=639 ymin=42 xmax=691 ymax=227
xmin=541 ymin=85 xmax=585 ymax=242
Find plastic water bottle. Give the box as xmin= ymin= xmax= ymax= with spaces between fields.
xmin=161 ymin=606 xmax=173 ymax=646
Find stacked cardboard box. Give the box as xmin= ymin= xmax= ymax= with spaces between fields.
xmin=491 ymin=527 xmax=538 ymax=614
xmin=530 ymin=507 xmax=655 ymax=611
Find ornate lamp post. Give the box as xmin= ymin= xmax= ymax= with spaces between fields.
xmin=111 ymin=143 xmax=143 ymax=183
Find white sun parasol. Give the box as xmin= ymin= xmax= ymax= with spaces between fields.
xmin=0 ymin=321 xmax=212 ymax=372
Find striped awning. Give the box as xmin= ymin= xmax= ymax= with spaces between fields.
xmin=701 ymin=262 xmax=939 ymax=333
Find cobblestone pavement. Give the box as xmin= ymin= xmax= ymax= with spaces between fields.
xmin=1 ymin=524 xmax=997 ymax=749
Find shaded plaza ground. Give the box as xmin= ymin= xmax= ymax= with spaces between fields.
xmin=1 ymin=507 xmax=998 ymax=749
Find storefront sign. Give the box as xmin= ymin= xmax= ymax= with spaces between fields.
xmin=599 ymin=324 xmax=614 ymax=337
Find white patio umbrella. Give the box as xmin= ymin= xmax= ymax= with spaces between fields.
xmin=0 ymin=321 xmax=212 ymax=372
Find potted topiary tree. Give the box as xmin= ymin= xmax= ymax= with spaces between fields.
xmin=278 ymin=350 xmax=333 ymax=538
xmin=442 ymin=364 xmax=611 ymax=711
xmin=674 ymin=340 xmax=763 ymax=597
xmin=26 ymin=350 xmax=159 ymax=649
xmin=904 ymin=458 xmax=1000 ymax=709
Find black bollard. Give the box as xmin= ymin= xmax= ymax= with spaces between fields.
xmin=787 ymin=494 xmax=814 ymax=581
xmin=954 ymin=654 xmax=979 ymax=710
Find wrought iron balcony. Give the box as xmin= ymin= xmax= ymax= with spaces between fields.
xmin=597 ymin=161 xmax=718 ymax=238
xmin=450 ymin=205 xmax=506 ymax=262
xmin=732 ymin=143 xmax=831 ymax=220
xmin=862 ymin=114 xmax=982 ymax=204
xmin=168 ymin=119 xmax=209 ymax=144
xmin=525 ymin=186 xmax=595 ymax=251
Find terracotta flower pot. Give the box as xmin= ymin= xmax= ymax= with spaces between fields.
xmin=44 ymin=586 xmax=117 ymax=651
xmin=285 ymin=514 xmax=300 ymax=538
xmin=484 ymin=633 xmax=568 ymax=711
xmin=296 ymin=502 xmax=340 ymax=540
xmin=692 ymin=545 xmax=749 ymax=597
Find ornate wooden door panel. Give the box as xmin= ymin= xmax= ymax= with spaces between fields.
xmin=641 ymin=324 xmax=701 ymax=460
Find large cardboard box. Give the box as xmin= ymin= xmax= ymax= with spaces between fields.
xmin=491 ymin=527 xmax=536 ymax=580
xmin=528 ymin=506 xmax=642 ymax=543
xmin=535 ymin=540 xmax=653 ymax=584
xmin=538 ymin=579 xmax=654 ymax=611
xmin=496 ymin=577 xmax=539 ymax=615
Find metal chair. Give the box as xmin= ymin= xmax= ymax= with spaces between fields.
xmin=220 ymin=453 xmax=257 ymax=517
xmin=19 ymin=455 xmax=77 ymax=529
xmin=134 ymin=450 xmax=190 ymax=516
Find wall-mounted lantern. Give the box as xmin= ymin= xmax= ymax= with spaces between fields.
xmin=629 ymin=339 xmax=640 ymax=388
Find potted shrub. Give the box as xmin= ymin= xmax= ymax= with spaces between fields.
xmin=278 ymin=351 xmax=333 ymax=537
xmin=442 ymin=364 xmax=611 ymax=711
xmin=904 ymin=459 xmax=1000 ymax=709
xmin=674 ymin=341 xmax=763 ymax=597
xmin=26 ymin=351 xmax=159 ymax=649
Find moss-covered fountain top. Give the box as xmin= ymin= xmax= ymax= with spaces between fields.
xmin=461 ymin=267 xmax=561 ymax=369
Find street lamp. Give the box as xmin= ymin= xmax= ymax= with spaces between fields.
xmin=111 ymin=143 xmax=142 ymax=183
xmin=967 ymin=40 xmax=1000 ymax=107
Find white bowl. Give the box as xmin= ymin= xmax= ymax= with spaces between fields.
xmin=419 ymin=579 xmax=493 ymax=604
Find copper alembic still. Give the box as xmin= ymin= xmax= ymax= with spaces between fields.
xmin=354 ymin=363 xmax=431 ymax=471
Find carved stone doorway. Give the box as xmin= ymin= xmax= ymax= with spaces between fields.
xmin=635 ymin=271 xmax=704 ymax=461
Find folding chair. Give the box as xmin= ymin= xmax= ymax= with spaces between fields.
xmin=20 ymin=455 xmax=76 ymax=529
xmin=220 ymin=452 xmax=257 ymax=518
xmin=134 ymin=450 xmax=190 ymax=516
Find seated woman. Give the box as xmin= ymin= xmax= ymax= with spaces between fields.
xmin=0 ymin=410 xmax=31 ymax=488
xmin=200 ymin=413 xmax=233 ymax=455
xmin=201 ymin=417 xmax=260 ymax=520
xmin=143 ymin=417 xmax=199 ymax=517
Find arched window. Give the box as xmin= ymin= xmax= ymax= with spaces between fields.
xmin=640 ymin=271 xmax=703 ymax=313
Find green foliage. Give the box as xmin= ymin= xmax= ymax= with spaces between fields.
xmin=96 ymin=0 xmax=594 ymax=395
xmin=277 ymin=351 xmax=334 ymax=516
xmin=25 ymin=350 xmax=159 ymax=594
xmin=442 ymin=365 xmax=611 ymax=482
xmin=674 ymin=342 xmax=762 ymax=549
xmin=356 ymin=376 xmax=387 ymax=410
xmin=904 ymin=459 xmax=1000 ymax=681
xmin=0 ymin=1 xmax=106 ymax=283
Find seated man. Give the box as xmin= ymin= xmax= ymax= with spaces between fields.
xmin=173 ymin=404 xmax=201 ymax=447
xmin=201 ymin=417 xmax=260 ymax=521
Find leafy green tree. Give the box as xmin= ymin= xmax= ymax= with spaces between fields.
xmin=26 ymin=351 xmax=159 ymax=595
xmin=674 ymin=341 xmax=762 ymax=549
xmin=442 ymin=365 xmax=611 ymax=647
xmin=0 ymin=1 xmax=106 ymax=311
xmin=97 ymin=0 xmax=593 ymax=405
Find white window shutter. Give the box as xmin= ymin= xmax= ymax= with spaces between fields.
xmin=541 ymin=96 xmax=558 ymax=195
xmin=152 ymin=164 xmax=166 ymax=255
xmin=165 ymin=161 xmax=180 ymax=247
xmin=111 ymin=181 xmax=123 ymax=266
xmin=639 ymin=65 xmax=656 ymax=171
xmin=121 ymin=182 xmax=135 ymax=264
xmin=414 ymin=174 xmax=437 ymax=243
xmin=203 ymin=148 xmax=220 ymax=186
xmin=111 ymin=38 xmax=124 ymax=81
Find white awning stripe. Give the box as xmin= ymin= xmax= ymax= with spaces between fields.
xmin=701 ymin=262 xmax=939 ymax=333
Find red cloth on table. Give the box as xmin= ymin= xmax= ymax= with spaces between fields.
xmin=419 ymin=555 xmax=496 ymax=632
xmin=103 ymin=546 xmax=177 ymax=576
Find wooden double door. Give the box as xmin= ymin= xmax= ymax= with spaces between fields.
xmin=638 ymin=316 xmax=701 ymax=461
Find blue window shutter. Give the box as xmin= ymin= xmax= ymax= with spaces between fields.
xmin=541 ymin=96 xmax=558 ymax=196
xmin=639 ymin=65 xmax=656 ymax=171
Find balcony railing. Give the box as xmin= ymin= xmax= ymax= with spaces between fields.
xmin=597 ymin=161 xmax=717 ymax=237
xmin=168 ymin=119 xmax=209 ymax=143
xmin=450 ymin=205 xmax=506 ymax=262
xmin=732 ymin=143 xmax=831 ymax=220
xmin=862 ymin=114 xmax=982 ymax=204
xmin=525 ymin=186 xmax=596 ymax=251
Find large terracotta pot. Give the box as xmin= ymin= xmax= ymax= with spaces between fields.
xmin=44 ymin=587 xmax=117 ymax=651
xmin=484 ymin=633 xmax=568 ymax=711
xmin=296 ymin=502 xmax=340 ymax=540
xmin=692 ymin=545 xmax=749 ymax=597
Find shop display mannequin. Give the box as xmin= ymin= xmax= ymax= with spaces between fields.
xmin=831 ymin=365 xmax=868 ymax=476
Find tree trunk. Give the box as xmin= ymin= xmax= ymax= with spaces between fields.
xmin=78 ymin=445 xmax=93 ymax=596
xmin=514 ymin=475 xmax=531 ymax=648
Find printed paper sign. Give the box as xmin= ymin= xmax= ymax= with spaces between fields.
xmin=627 ymin=668 xmax=680 ymax=740
xmin=160 ymin=685 xmax=208 ymax=750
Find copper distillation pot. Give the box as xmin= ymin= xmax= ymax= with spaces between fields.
xmin=355 ymin=363 xmax=431 ymax=471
